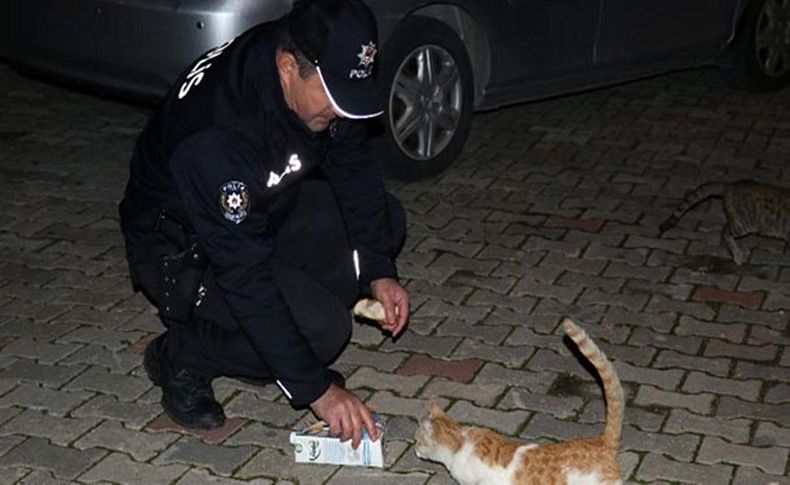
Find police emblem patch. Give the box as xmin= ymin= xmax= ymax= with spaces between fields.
xmin=219 ymin=180 xmax=250 ymax=224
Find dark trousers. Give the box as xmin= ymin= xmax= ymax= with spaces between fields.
xmin=125 ymin=180 xmax=405 ymax=380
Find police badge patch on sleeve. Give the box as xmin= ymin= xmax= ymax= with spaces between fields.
xmin=219 ymin=180 xmax=250 ymax=224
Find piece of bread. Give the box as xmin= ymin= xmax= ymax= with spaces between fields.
xmin=353 ymin=298 xmax=386 ymax=321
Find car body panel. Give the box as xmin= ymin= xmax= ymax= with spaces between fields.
xmin=0 ymin=0 xmax=747 ymax=107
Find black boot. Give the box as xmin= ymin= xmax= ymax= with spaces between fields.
xmin=144 ymin=335 xmax=226 ymax=429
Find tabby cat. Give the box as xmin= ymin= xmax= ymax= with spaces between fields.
xmin=659 ymin=181 xmax=790 ymax=265
xmin=414 ymin=318 xmax=624 ymax=485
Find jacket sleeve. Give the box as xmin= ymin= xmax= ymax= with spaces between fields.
xmin=321 ymin=120 xmax=398 ymax=294
xmin=169 ymin=130 xmax=331 ymax=407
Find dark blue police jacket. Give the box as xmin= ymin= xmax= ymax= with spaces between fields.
xmin=120 ymin=20 xmax=396 ymax=408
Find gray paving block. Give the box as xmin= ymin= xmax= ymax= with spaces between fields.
xmin=74 ymin=420 xmax=178 ymax=461
xmin=78 ymin=451 xmax=187 ymax=484
xmin=0 ymin=437 xmax=106 ymax=480
xmin=0 ymin=382 xmax=92 ymax=416
xmin=71 ymin=394 xmax=161 ymax=430
xmin=235 ymin=447 xmax=337 ymax=484
xmin=63 ymin=366 xmax=149 ymax=401
xmin=222 ymin=391 xmax=305 ymax=428
xmin=0 ymin=359 xmax=86 ymax=388
xmin=176 ymin=468 xmax=274 ymax=484
xmin=154 ymin=437 xmax=257 ymax=476
xmin=0 ymin=409 xmax=100 ymax=446
xmin=697 ymin=435 xmax=789 ymax=475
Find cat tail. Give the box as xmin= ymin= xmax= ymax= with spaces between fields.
xmin=561 ymin=318 xmax=624 ymax=450
xmin=659 ymin=182 xmax=726 ymax=234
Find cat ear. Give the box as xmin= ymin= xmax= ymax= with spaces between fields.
xmin=429 ymin=402 xmax=445 ymax=418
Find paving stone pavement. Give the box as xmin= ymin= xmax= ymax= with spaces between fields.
xmin=1 ymin=61 xmax=789 ymax=484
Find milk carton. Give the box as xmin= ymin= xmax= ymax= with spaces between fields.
xmin=289 ymin=414 xmax=384 ymax=467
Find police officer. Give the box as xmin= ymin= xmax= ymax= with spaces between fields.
xmin=119 ymin=0 xmax=409 ymax=449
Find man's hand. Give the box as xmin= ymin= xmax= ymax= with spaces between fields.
xmin=370 ymin=278 xmax=409 ymax=338
xmin=310 ymin=384 xmax=379 ymax=449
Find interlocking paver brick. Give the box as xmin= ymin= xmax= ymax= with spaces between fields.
xmin=519 ymin=412 xmax=601 ymax=443
xmin=691 ymin=285 xmax=765 ymax=310
xmin=0 ymin=358 xmax=86 ymax=388
xmin=732 ymin=465 xmax=790 ymax=485
xmin=235 ymin=447 xmax=337 ymax=484
xmin=634 ymin=385 xmax=714 ymax=414
xmin=63 ymin=366 xmax=149 ymax=401
xmin=717 ymin=304 xmax=789 ymax=331
xmin=697 ymin=435 xmax=789 ymax=475
xmin=0 ymin=409 xmax=100 ymax=446
xmin=0 ymin=467 xmax=35 ymax=484
xmin=72 ymin=394 xmax=161 ymax=430
xmin=754 ymin=421 xmax=790 ymax=448
xmin=451 ymin=340 xmax=534 ymax=368
xmin=368 ymin=391 xmax=449 ymax=419
xmin=664 ymin=409 xmax=751 ymax=444
xmin=154 ymin=437 xmax=257 ymax=477
xmin=59 ymin=343 xmax=141 ymax=373
xmin=576 ymin=288 xmax=648 ymax=312
xmin=653 ymin=349 xmax=731 ymax=377
xmin=0 ymin=338 xmax=77 ymax=364
xmin=635 ymin=452 xmax=733 ymax=484
xmin=674 ymin=315 xmax=747 ymax=343
xmin=176 ymin=469 xmax=274 ymax=485
xmin=348 ymin=367 xmax=429 ymax=397
xmin=79 ymin=451 xmax=187 ymax=484
xmin=614 ymin=361 xmax=684 ymax=391
xmin=475 ymin=362 xmax=554 ymax=394
xmin=539 ymin=251 xmax=607 ymax=275
xmin=448 ymin=400 xmax=528 ymax=435
xmin=336 ymin=345 xmax=408 ymax=372
xmin=327 ymin=467 xmax=429 ymax=484
xmin=74 ymin=420 xmax=178 ymax=461
xmin=717 ymin=396 xmax=790 ymax=424
xmin=584 ymin=243 xmax=648 ymax=266
xmin=544 ymin=215 xmax=604 ymax=232
xmin=765 ymin=383 xmax=790 ymax=404
xmin=222 ymin=391 xmax=303 ymax=427
xmin=0 ymin=434 xmax=24 ymax=456
xmin=396 ymin=355 xmax=483 ymax=383
xmin=555 ymin=272 xmax=624 ymax=293
xmin=380 ymin=332 xmax=461 ymax=358
xmin=644 ymin=294 xmax=716 ymax=320
xmin=603 ymin=261 xmax=673 ymax=282
xmin=58 ymin=327 xmax=145 ymax=351
xmin=735 ymin=361 xmax=790 ymax=383
xmin=705 ymin=339 xmax=779 ymax=362
xmin=622 ymin=426 xmax=700 ymax=462
xmin=0 ymin=382 xmax=92 ymax=416
xmin=499 ymin=387 xmax=582 ymax=419
xmin=434 ymin=321 xmax=511 ymax=345
xmin=0 ymin=436 xmax=106 ymax=480
xmin=421 ymin=378 xmax=504 ymax=407
xmin=683 ymin=371 xmax=762 ymax=401
xmin=630 ymin=327 xmax=702 ymax=355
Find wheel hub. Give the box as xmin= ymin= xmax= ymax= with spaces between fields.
xmin=389 ymin=45 xmax=463 ymax=161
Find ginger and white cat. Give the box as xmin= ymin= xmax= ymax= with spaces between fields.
xmin=414 ymin=318 xmax=624 ymax=485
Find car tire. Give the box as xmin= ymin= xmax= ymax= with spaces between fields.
xmin=378 ymin=16 xmax=474 ymax=181
xmin=720 ymin=0 xmax=790 ymax=92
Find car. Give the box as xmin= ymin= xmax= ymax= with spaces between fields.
xmin=2 ymin=1 xmax=788 ymax=181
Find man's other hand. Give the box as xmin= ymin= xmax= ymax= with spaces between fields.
xmin=309 ymin=383 xmax=379 ymax=449
xmin=370 ymin=278 xmax=409 ymax=338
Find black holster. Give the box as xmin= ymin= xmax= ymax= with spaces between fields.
xmin=155 ymin=210 xmax=209 ymax=324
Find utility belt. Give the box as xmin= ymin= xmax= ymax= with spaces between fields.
xmin=154 ymin=209 xmax=209 ymax=324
